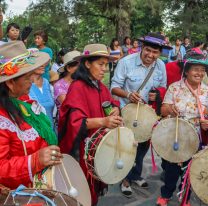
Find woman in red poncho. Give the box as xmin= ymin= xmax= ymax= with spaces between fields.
xmin=58 ymin=44 xmax=122 ymax=206
xmin=0 ymin=41 xmax=63 ymax=191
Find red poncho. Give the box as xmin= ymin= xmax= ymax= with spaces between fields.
xmin=58 ymin=80 xmax=120 ymax=205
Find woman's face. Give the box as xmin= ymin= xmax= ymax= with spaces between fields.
xmin=34 ymin=35 xmax=45 ymax=47
xmin=175 ymin=39 xmax=181 ymax=46
xmin=126 ymin=38 xmax=131 ymax=45
xmin=200 ymin=44 xmax=204 ymax=49
xmin=7 ymin=26 xmax=20 ymax=41
xmin=33 ymin=64 xmax=46 ymax=75
xmin=114 ymin=41 xmax=118 ymax=47
xmin=66 ymin=62 xmax=80 ymax=76
xmin=186 ymin=64 xmax=206 ymax=85
xmin=133 ymin=41 xmax=138 ymax=48
xmin=6 ymin=71 xmax=34 ymax=98
xmin=59 ymin=54 xmax=64 ymax=63
xmin=86 ymin=57 xmax=108 ymax=81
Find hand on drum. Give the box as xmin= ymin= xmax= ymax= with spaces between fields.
xmin=103 ymin=115 xmax=123 ymax=129
xmin=200 ymin=119 xmax=208 ymax=131
xmin=39 ymin=145 xmax=63 ymax=167
xmin=109 ymin=107 xmax=120 ymax=116
xmin=129 ymin=92 xmax=142 ymax=104
xmin=169 ymin=105 xmax=179 ymax=116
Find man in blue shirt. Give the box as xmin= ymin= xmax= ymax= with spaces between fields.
xmin=111 ymin=32 xmax=172 ymax=198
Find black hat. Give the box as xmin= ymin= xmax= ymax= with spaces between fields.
xmin=138 ymin=32 xmax=173 ymax=50
xmin=177 ymin=52 xmax=208 ymax=70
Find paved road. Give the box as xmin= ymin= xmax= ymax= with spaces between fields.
xmin=97 ymin=149 xmax=206 ymax=206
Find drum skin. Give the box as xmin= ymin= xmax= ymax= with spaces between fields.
xmin=94 ymin=127 xmax=136 ymax=184
xmin=190 ymin=149 xmax=208 ymax=204
xmin=121 ymin=103 xmax=158 ymax=143
xmin=151 ymin=118 xmax=199 ymax=163
xmin=0 ymin=188 xmax=82 ymax=206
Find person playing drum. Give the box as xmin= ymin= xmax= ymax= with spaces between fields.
xmin=111 ymin=32 xmax=172 ymax=197
xmin=58 ymin=44 xmax=122 ymax=206
xmin=156 ymin=52 xmax=208 ymax=206
xmin=0 ymin=41 xmax=63 ymax=190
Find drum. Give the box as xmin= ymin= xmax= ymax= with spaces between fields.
xmin=190 ymin=149 xmax=208 ymax=204
xmin=121 ymin=103 xmax=158 ymax=143
xmin=151 ymin=117 xmax=199 ymax=163
xmin=33 ymin=154 xmax=91 ymax=206
xmin=85 ymin=127 xmax=136 ymax=184
xmin=0 ymin=188 xmax=82 ymax=206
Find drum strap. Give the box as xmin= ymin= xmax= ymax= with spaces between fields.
xmin=136 ymin=60 xmax=157 ymax=93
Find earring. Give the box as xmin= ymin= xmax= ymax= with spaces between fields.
xmin=9 ymin=89 xmax=14 ymax=94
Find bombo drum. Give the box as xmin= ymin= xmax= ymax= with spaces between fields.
xmin=85 ymin=127 xmax=136 ymax=184
xmin=121 ymin=103 xmax=158 ymax=143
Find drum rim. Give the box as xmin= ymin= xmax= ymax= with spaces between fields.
xmin=94 ymin=127 xmax=136 ymax=184
xmin=189 ymin=149 xmax=208 ymax=205
xmin=151 ymin=117 xmax=199 ymax=163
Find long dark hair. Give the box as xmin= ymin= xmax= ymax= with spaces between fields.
xmin=123 ymin=36 xmax=130 ymax=45
xmin=59 ymin=61 xmax=79 ymax=80
xmin=56 ymin=49 xmax=69 ymax=66
xmin=0 ymin=76 xmax=24 ymax=128
xmin=6 ymin=23 xmax=20 ymax=37
xmin=72 ymin=56 xmax=102 ymax=88
xmin=110 ymin=38 xmax=118 ymax=50
xmin=194 ymin=41 xmax=203 ymax=48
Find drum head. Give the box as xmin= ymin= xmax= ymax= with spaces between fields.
xmin=121 ymin=103 xmax=158 ymax=143
xmin=94 ymin=127 xmax=136 ymax=184
xmin=54 ymin=154 xmax=91 ymax=206
xmin=151 ymin=118 xmax=199 ymax=163
xmin=190 ymin=149 xmax=208 ymax=204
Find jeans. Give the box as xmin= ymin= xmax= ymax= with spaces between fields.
xmin=161 ymin=161 xmax=191 ymax=200
xmin=125 ymin=141 xmax=150 ymax=185
xmin=109 ymin=62 xmax=117 ymax=87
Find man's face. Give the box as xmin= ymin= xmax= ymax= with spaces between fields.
xmin=141 ymin=45 xmax=162 ymax=65
xmin=165 ymin=37 xmax=169 ymax=44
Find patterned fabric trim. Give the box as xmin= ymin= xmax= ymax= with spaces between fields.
xmin=28 ymin=155 xmax=33 ymax=182
xmin=0 ymin=115 xmax=39 ymax=142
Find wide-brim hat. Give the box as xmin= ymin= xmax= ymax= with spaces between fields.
xmin=58 ymin=51 xmax=80 ymax=73
xmin=177 ymin=52 xmax=208 ymax=70
xmin=0 ymin=41 xmax=51 ymax=83
xmin=138 ymin=32 xmax=173 ymax=50
xmin=73 ymin=44 xmax=118 ymax=62
xmin=49 ymin=70 xmax=59 ymax=82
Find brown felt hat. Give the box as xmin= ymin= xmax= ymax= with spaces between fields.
xmin=49 ymin=70 xmax=59 ymax=82
xmin=73 ymin=44 xmax=118 ymax=62
xmin=0 ymin=41 xmax=51 ymax=83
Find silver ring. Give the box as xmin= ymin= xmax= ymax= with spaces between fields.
xmin=51 ymin=156 xmax=56 ymax=161
xmin=52 ymin=150 xmax=56 ymax=156
xmin=172 ymin=111 xmax=174 ymax=113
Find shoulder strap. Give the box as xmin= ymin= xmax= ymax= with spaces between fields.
xmin=136 ymin=60 xmax=157 ymax=93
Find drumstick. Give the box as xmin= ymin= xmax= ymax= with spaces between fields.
xmin=117 ymin=125 xmax=123 ymax=169
xmin=133 ymin=90 xmax=141 ymax=127
xmin=174 ymin=115 xmax=179 ymax=151
xmin=61 ymin=160 xmax=78 ymax=198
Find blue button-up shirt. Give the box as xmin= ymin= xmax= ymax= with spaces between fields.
xmin=110 ymin=51 xmax=167 ymax=106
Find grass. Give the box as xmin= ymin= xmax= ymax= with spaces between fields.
xmin=102 ymin=72 xmax=110 ymax=88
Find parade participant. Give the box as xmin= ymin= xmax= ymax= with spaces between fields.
xmin=51 ymin=49 xmax=69 ymax=74
xmin=58 ymin=44 xmax=122 ymax=206
xmin=182 ymin=36 xmax=192 ymax=53
xmin=108 ymin=38 xmax=123 ymax=86
xmin=191 ymin=41 xmax=204 ymax=54
xmin=111 ymin=32 xmax=172 ymax=197
xmin=0 ymin=41 xmax=62 ymax=190
xmin=0 ymin=8 xmax=3 ymax=41
xmin=122 ymin=36 xmax=132 ymax=57
xmin=156 ymin=52 xmax=208 ymax=206
xmin=127 ymin=39 xmax=140 ymax=55
xmin=168 ymin=38 xmax=186 ymax=62
xmin=54 ymin=51 xmax=80 ymax=117
xmin=202 ymin=44 xmax=208 ymax=61
xmin=159 ymin=35 xmax=171 ymax=64
xmin=29 ymin=64 xmax=56 ymax=133
xmin=32 ymin=30 xmax=53 ymax=81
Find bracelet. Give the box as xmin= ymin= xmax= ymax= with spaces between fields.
xmin=126 ymin=92 xmax=132 ymax=100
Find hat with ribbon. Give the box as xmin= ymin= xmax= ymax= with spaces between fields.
xmin=73 ymin=44 xmax=118 ymax=62
xmin=0 ymin=41 xmax=51 ymax=83
xmin=138 ymin=32 xmax=173 ymax=50
xmin=177 ymin=52 xmax=208 ymax=71
xmin=58 ymin=51 xmax=80 ymax=73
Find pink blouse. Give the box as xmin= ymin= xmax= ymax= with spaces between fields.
xmin=128 ymin=47 xmax=140 ymax=54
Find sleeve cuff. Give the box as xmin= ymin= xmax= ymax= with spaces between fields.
xmin=31 ymin=151 xmax=45 ymax=177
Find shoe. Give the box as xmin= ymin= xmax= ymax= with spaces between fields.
xmin=185 ymin=201 xmax=191 ymax=206
xmin=120 ymin=183 xmax=132 ymax=198
xmin=133 ymin=179 xmax=149 ymax=188
xmin=156 ymin=196 xmax=172 ymax=206
xmin=160 ymin=171 xmax=165 ymax=182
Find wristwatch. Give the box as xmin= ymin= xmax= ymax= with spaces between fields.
xmin=126 ymin=92 xmax=132 ymax=100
